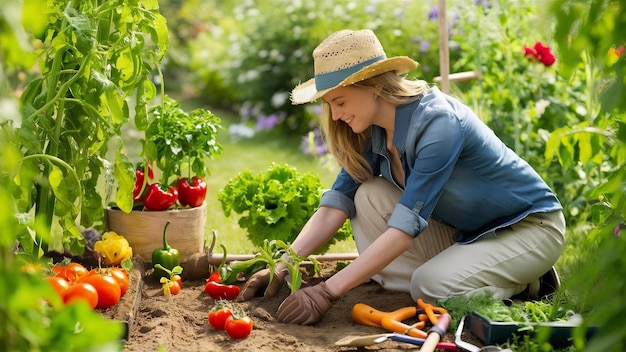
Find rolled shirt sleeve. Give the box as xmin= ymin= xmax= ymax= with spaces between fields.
xmin=319 ymin=188 xmax=356 ymax=218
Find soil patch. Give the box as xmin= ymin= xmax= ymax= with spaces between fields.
xmin=119 ymin=258 xmax=479 ymax=352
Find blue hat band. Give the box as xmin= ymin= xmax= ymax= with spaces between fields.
xmin=314 ymin=55 xmax=386 ymax=91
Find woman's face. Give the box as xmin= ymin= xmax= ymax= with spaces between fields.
xmin=322 ymin=85 xmax=382 ymax=133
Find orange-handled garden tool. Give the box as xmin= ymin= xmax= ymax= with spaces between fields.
xmin=420 ymin=312 xmax=452 ymax=352
xmin=351 ymin=299 xmax=452 ymax=350
xmin=417 ymin=298 xmax=449 ymax=324
xmin=352 ymin=303 xmax=429 ymax=338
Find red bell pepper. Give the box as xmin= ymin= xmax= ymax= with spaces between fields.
xmin=133 ymin=170 xmax=146 ymax=201
xmin=177 ymin=176 xmax=207 ymax=208
xmin=204 ymin=271 xmax=240 ymax=300
xmin=133 ymin=164 xmax=154 ymax=205
xmin=144 ymin=183 xmax=178 ymax=211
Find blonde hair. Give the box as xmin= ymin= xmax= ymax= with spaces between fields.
xmin=321 ymin=72 xmax=429 ymax=183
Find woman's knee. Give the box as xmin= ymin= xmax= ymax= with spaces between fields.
xmin=409 ymin=266 xmax=444 ymax=304
xmin=354 ymin=177 xmax=400 ymax=214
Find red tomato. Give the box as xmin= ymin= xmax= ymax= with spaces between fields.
xmin=208 ymin=306 xmax=233 ymax=330
xmin=53 ymin=262 xmax=89 ymax=282
xmin=224 ymin=315 xmax=253 ymax=339
xmin=45 ymin=276 xmax=70 ymax=299
xmin=170 ymin=280 xmax=181 ymax=295
xmin=80 ymin=273 xmax=121 ymax=309
xmin=106 ymin=267 xmax=129 ymax=296
xmin=63 ymin=282 xmax=98 ymax=309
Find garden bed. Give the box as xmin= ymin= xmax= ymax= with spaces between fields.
xmin=119 ymin=258 xmax=478 ymax=351
xmin=97 ymin=257 xmax=145 ymax=341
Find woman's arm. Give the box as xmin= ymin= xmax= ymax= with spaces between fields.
xmin=275 ymin=226 xmax=414 ymax=325
xmin=325 ymin=227 xmax=413 ymax=296
xmin=288 ymin=206 xmax=349 ymax=258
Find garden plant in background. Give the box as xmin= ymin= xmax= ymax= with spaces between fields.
xmin=131 ymin=95 xmax=222 ymax=211
xmin=8 ymin=0 xmax=168 ymax=258
xmin=162 ymin=0 xmax=451 ymax=135
xmin=545 ymin=0 xmax=626 ymax=350
xmin=449 ymin=0 xmax=595 ymax=232
xmin=0 ymin=1 xmax=127 ymax=350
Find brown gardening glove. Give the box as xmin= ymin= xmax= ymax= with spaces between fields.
xmin=276 ymin=281 xmax=339 ymax=325
xmin=238 ymin=267 xmax=288 ymax=301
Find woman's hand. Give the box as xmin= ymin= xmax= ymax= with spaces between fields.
xmin=238 ymin=266 xmax=288 ymax=301
xmin=276 ymin=282 xmax=338 ymax=325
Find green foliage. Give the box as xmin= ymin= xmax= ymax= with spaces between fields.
xmin=218 ymin=162 xmax=351 ymax=254
xmin=221 ymin=239 xmax=321 ymax=294
xmin=144 ymin=95 xmax=223 ymax=185
xmin=1 ymin=45 xmax=124 ymax=350
xmin=544 ymin=0 xmax=626 ymax=350
xmin=274 ymin=240 xmax=321 ymax=293
xmin=220 ymin=239 xmax=282 ymax=285
xmin=441 ymin=292 xmax=571 ymax=326
xmin=0 ymin=269 xmax=125 ymax=352
xmin=7 ymin=0 xmax=168 ymax=255
xmin=441 ymin=293 xmax=582 ymax=351
xmin=551 ymin=0 xmax=626 ymax=113
xmin=162 ymin=0 xmax=450 ymax=133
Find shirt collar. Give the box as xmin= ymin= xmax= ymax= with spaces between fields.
xmin=371 ymin=96 xmax=423 ymax=154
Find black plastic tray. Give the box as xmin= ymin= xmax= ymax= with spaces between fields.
xmin=465 ymin=312 xmax=597 ymax=348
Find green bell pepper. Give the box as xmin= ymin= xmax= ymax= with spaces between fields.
xmin=152 ymin=221 xmax=180 ymax=279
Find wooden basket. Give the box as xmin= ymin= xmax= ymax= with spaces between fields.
xmin=105 ymin=202 xmax=207 ymax=263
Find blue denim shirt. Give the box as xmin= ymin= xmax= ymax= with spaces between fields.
xmin=319 ymin=87 xmax=562 ymax=243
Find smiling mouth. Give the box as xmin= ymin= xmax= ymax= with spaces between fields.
xmin=344 ymin=117 xmax=354 ymax=124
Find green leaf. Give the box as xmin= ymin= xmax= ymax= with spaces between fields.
xmin=0 ymin=1 xmax=38 ymax=67
xmin=48 ymin=164 xmax=71 ymax=217
xmin=64 ymin=8 xmax=93 ymax=55
xmin=578 ymin=132 xmax=592 ymax=164
xmin=104 ymin=88 xmax=125 ymax=125
xmin=115 ymin=48 xmax=135 ymax=83
xmin=114 ymin=141 xmax=135 ymax=213
xmin=152 ymin=14 xmax=169 ymax=59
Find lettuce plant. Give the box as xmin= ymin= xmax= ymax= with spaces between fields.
xmin=218 ymin=163 xmax=351 ymax=254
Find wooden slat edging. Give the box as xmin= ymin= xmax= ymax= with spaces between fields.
xmin=207 ymin=252 xmax=359 ymax=265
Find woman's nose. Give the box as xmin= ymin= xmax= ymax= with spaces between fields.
xmin=331 ymin=109 xmax=342 ymax=121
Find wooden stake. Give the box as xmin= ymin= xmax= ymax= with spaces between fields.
xmin=438 ymin=0 xmax=450 ymax=94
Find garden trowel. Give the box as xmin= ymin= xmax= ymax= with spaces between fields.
xmin=335 ymin=332 xmax=458 ymax=350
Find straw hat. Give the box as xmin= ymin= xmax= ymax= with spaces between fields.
xmin=290 ymin=29 xmax=419 ymax=105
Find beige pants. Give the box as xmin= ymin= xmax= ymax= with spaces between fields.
xmin=351 ymin=177 xmax=566 ymax=303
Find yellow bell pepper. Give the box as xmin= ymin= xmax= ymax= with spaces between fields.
xmin=94 ymin=231 xmax=133 ymax=266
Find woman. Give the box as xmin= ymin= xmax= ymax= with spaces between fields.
xmin=238 ymin=29 xmax=565 ymax=325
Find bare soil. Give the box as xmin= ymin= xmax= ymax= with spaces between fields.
xmin=110 ymin=257 xmax=480 ymax=352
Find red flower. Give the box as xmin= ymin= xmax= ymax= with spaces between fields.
xmin=523 ymin=41 xmax=556 ymax=67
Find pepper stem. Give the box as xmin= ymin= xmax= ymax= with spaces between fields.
xmin=162 ymin=221 xmax=171 ymax=249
